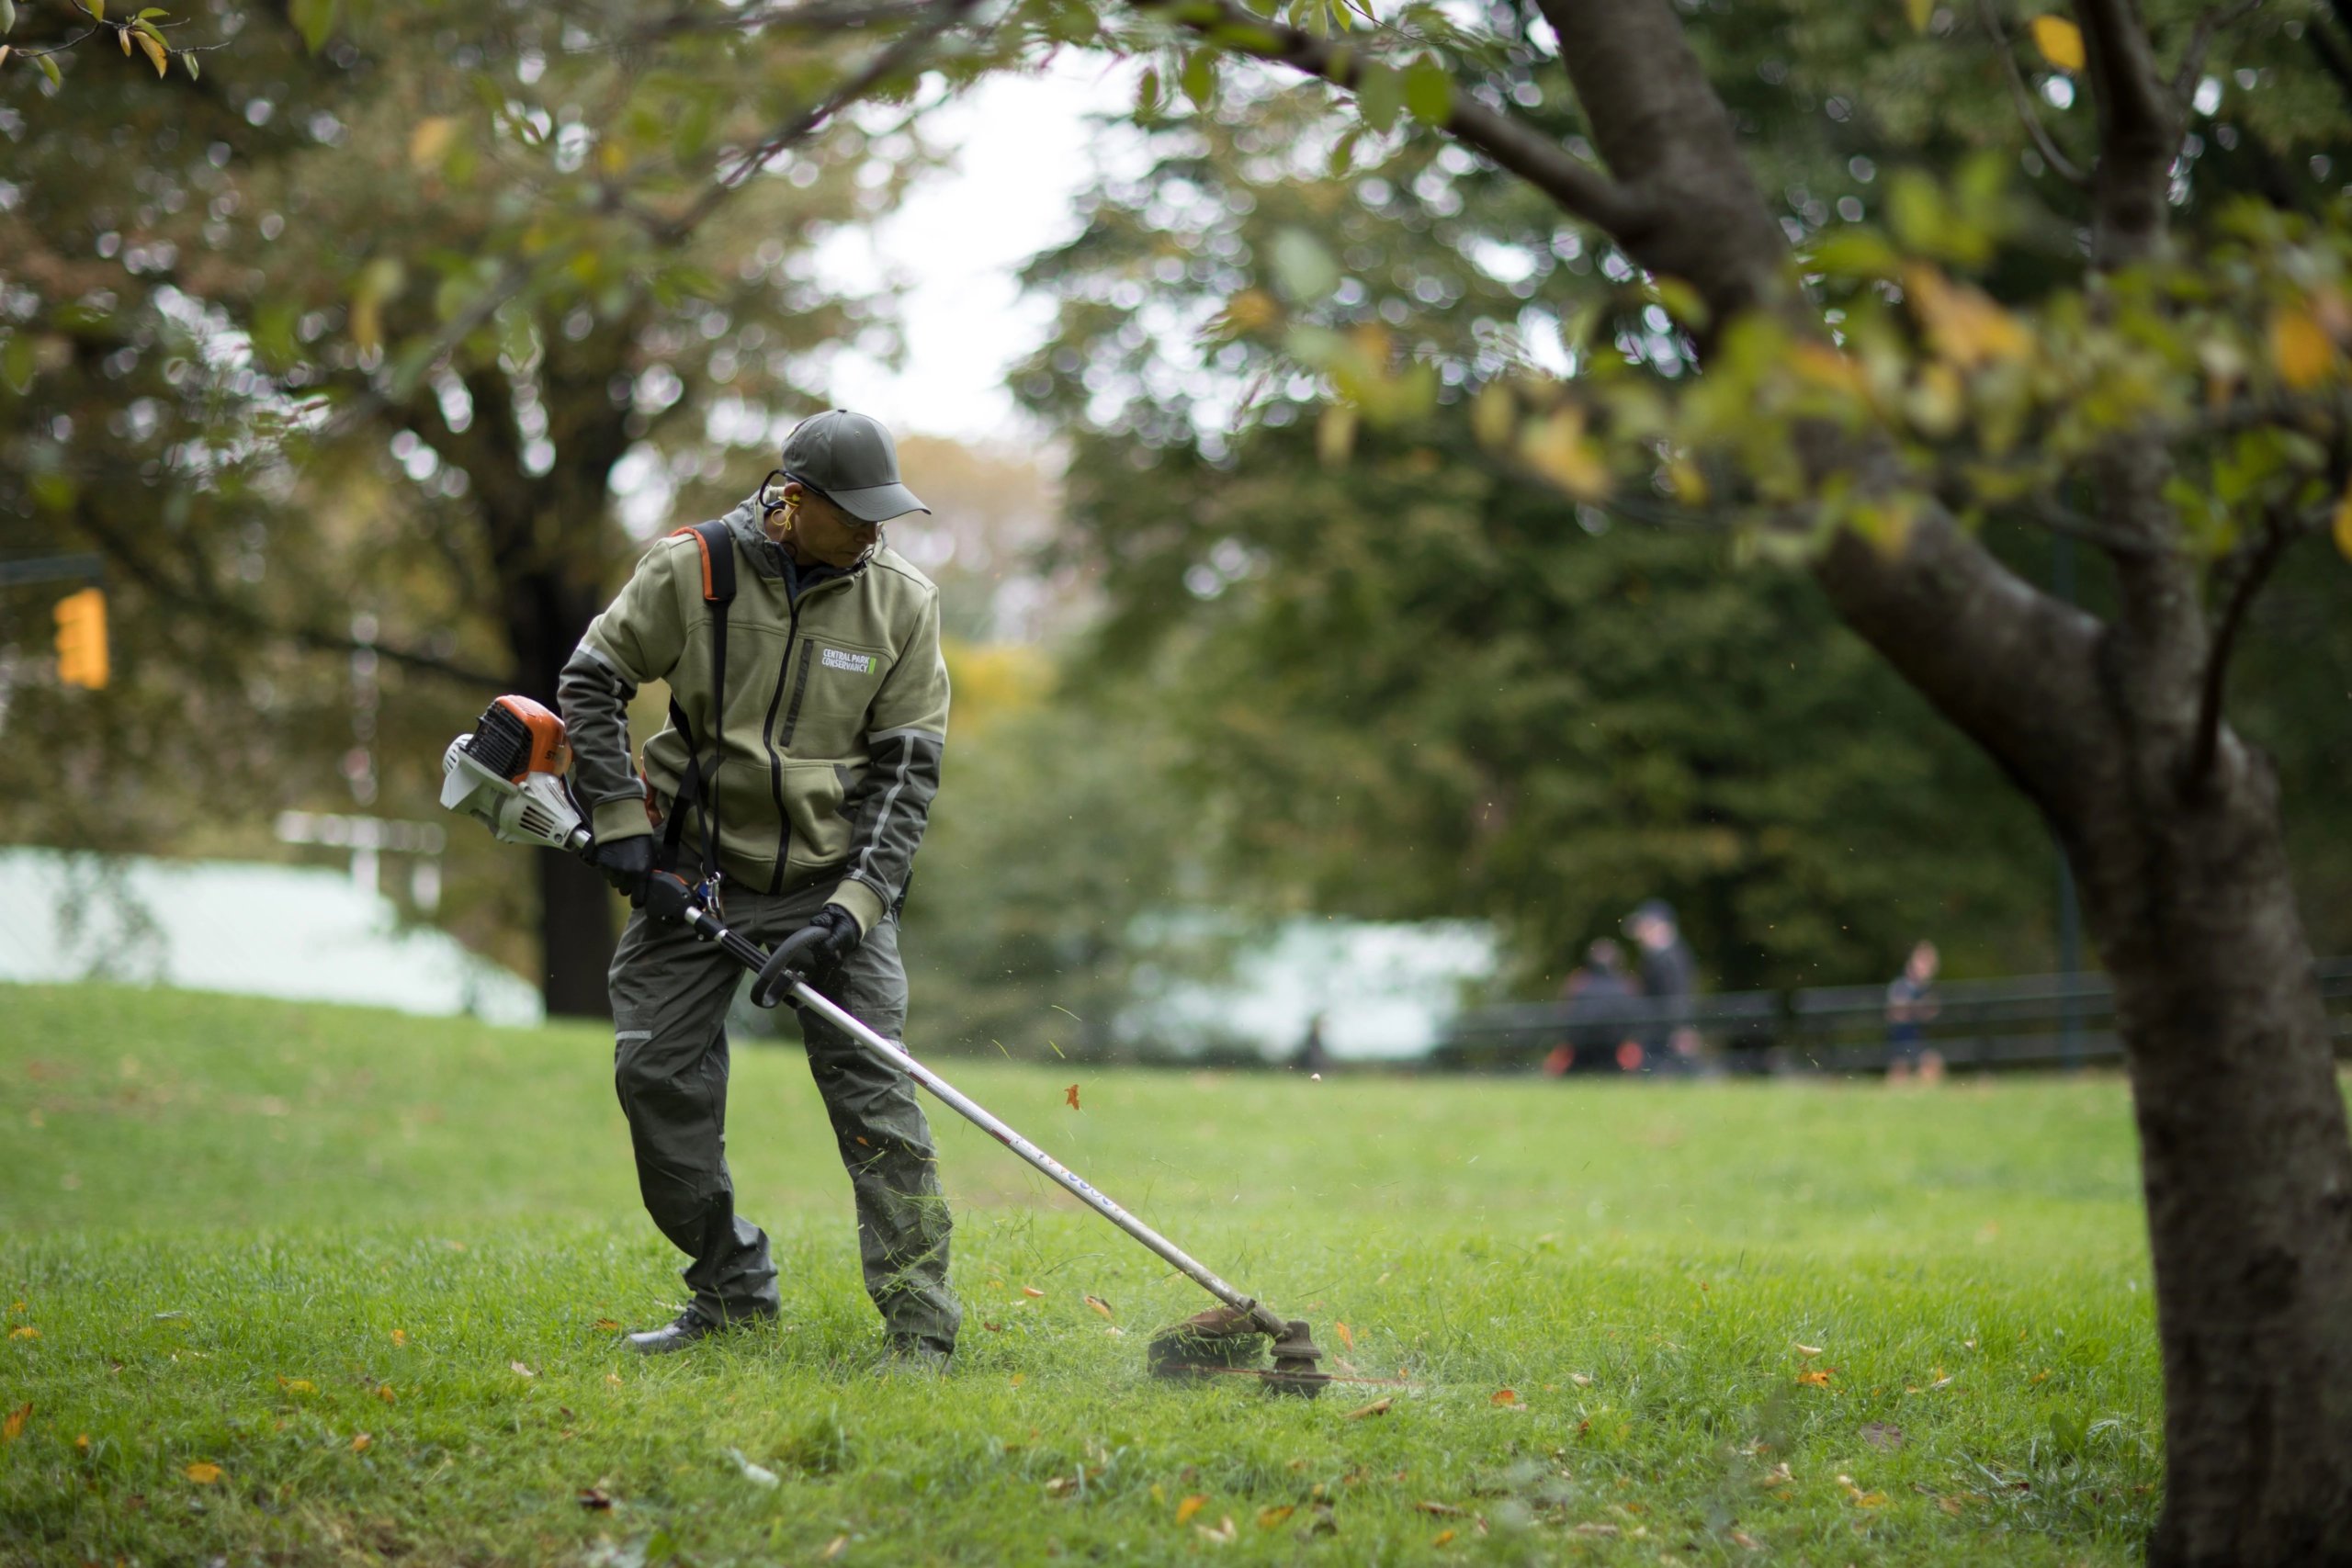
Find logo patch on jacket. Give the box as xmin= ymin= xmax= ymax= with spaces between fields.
xmin=820 ymin=647 xmax=877 ymax=675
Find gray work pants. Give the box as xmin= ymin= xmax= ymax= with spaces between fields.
xmin=607 ymin=881 xmax=961 ymax=1348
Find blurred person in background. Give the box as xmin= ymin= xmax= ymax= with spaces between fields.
xmin=1885 ymin=939 xmax=1945 ymax=1085
xmin=1294 ymin=1012 xmax=1330 ymax=1076
xmin=1626 ymin=900 xmax=1702 ymax=1071
xmin=1547 ymin=938 xmax=1640 ymax=1076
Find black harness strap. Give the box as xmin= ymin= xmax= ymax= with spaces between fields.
xmin=661 ymin=521 xmax=736 ymax=897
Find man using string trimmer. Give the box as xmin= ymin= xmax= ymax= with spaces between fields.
xmin=557 ymin=410 xmax=960 ymax=1369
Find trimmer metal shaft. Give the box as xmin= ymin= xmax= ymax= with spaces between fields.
xmin=678 ymin=903 xmax=1296 ymax=1344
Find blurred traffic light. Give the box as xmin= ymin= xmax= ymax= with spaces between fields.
xmin=54 ymin=587 xmax=108 ymax=689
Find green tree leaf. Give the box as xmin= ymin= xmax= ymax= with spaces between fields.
xmin=1269 ymin=227 xmax=1340 ymax=304
xmin=289 ymin=0 xmax=335 ymax=52
xmin=37 ymin=49 xmax=59 ymax=85
xmin=77 ymin=0 xmax=103 ymax=23
xmin=1403 ymin=60 xmax=1453 ymax=126
xmin=1354 ymin=61 xmax=1401 ymax=132
xmin=1180 ymin=49 xmax=1216 ymax=111
xmin=0 ymin=0 xmax=17 ymax=36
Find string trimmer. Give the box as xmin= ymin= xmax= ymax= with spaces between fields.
xmin=438 ymin=695 xmax=1329 ymax=1395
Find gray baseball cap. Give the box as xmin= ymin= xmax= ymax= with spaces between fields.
xmin=778 ymin=410 xmax=929 ymax=524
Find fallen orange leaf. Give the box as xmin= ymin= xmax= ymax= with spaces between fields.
xmin=8 ymin=1326 xmax=38 ymax=1340
xmin=1431 ymin=1529 xmax=1456 ymax=1546
xmin=1797 ymin=1369 xmax=1834 ymax=1386
xmin=74 ymin=1433 xmax=89 ymax=1452
xmin=594 ymin=1319 xmax=620 ymax=1332
xmin=1065 ymin=1083 xmax=1080 ymax=1110
xmin=1257 ymin=1505 xmax=1294 ymax=1529
xmin=2 ymin=1402 xmax=28 ymax=1442
xmin=1020 ymin=1286 xmax=1045 ymax=1299
xmin=377 ymin=1384 xmax=397 ymax=1404
xmin=1416 ymin=1500 xmax=1466 ymax=1517
xmin=390 ymin=1329 xmax=407 ymax=1347
xmin=277 ymin=1377 xmax=316 ymax=1394
xmin=351 ymin=1433 xmax=371 ymax=1453
xmin=1334 ymin=1321 xmax=1354 ymax=1348
xmin=185 ymin=1461 xmax=222 ymax=1484
xmin=1009 ymin=1372 xmax=1025 ymax=1387
xmin=1345 ymin=1397 xmax=1392 ymax=1419
xmin=1490 ymin=1387 xmax=1519 ymax=1405
xmin=1175 ymin=1493 xmax=1207 ymax=1525
xmin=1083 ymin=1295 xmax=1114 ymax=1321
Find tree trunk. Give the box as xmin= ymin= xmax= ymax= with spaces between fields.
xmin=2068 ymin=739 xmax=2352 ymax=1563
xmin=507 ymin=558 xmax=616 ymax=1020
xmin=1510 ymin=0 xmax=2352 ymax=1549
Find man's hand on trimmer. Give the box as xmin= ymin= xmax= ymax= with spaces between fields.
xmin=752 ymin=904 xmax=863 ymax=1007
xmin=593 ymin=834 xmax=656 ymax=901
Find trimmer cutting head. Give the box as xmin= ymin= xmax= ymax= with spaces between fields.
xmin=1147 ymin=1305 xmax=1330 ymax=1398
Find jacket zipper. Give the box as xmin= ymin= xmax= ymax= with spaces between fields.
xmin=759 ymin=598 xmax=801 ymax=894
xmin=757 ymin=570 xmax=858 ymax=894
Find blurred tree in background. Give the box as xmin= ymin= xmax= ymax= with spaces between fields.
xmin=0 ymin=0 xmax=958 ymax=1010
xmin=1013 ymin=84 xmax=2352 ymax=994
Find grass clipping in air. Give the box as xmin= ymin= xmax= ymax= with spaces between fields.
xmin=0 ymin=983 xmax=2168 ymax=1563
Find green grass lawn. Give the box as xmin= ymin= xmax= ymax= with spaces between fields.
xmin=0 ymin=983 xmax=2165 ymax=1565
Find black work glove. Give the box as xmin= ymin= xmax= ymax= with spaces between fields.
xmin=751 ymin=903 xmax=863 ymax=1007
xmin=594 ymin=834 xmax=657 ymax=902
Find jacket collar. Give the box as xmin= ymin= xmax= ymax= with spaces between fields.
xmin=719 ymin=494 xmax=874 ymax=593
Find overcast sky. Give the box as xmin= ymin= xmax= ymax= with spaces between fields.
xmin=815 ymin=54 xmax=1147 ymax=444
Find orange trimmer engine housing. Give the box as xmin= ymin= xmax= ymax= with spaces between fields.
xmin=465 ymin=694 xmax=572 ymax=782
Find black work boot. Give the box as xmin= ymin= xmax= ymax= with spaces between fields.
xmin=878 ymin=1335 xmax=954 ymax=1378
xmin=625 ymin=1307 xmax=728 ymax=1355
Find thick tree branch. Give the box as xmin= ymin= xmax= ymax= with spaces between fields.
xmin=68 ymin=500 xmax=509 ymax=688
xmin=1132 ymin=0 xmax=1650 ymax=237
xmin=2074 ymin=0 xmax=2178 ymax=265
xmin=1981 ymin=0 xmax=2090 ymax=185
xmin=656 ymin=0 xmax=984 ymax=243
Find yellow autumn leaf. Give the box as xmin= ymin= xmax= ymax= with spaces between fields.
xmin=1797 ymin=1369 xmax=1835 ymax=1386
xmin=1020 ymin=1285 xmax=1045 ymax=1299
xmin=2272 ymin=309 xmax=2335 ymax=390
xmin=2030 ymin=14 xmax=2084 ymax=70
xmin=277 ymin=1377 xmax=317 ymax=1394
xmin=390 ymin=1329 xmax=408 ymax=1347
xmin=410 ymin=116 xmax=458 ymax=170
xmin=1904 ymin=0 xmax=1932 ymax=31
xmin=2 ymin=1402 xmax=28 ymax=1442
xmin=1345 ymin=1396 xmax=1392 ymax=1418
xmin=1333 ymin=1321 xmax=1354 ymax=1349
xmin=376 ymin=1384 xmax=396 ymax=1404
xmin=1518 ymin=408 xmax=1611 ymax=501
xmin=185 ymin=1461 xmax=222 ymax=1484
xmin=1431 ymin=1529 xmax=1457 ymax=1546
xmin=1905 ymin=265 xmax=2030 ymax=368
xmin=351 ymin=1432 xmax=372 ymax=1453
xmin=8 ymin=1325 xmax=37 ymax=1340
xmin=135 ymin=28 xmax=165 ymax=73
xmin=1083 ymin=1294 xmax=1114 ymax=1321
xmin=1175 ymin=1493 xmax=1207 ymax=1525
xmin=1256 ymin=1505 xmax=1295 ymax=1529
xmin=1489 ymin=1387 xmax=1519 ymax=1405
xmin=2332 ymin=482 xmax=2352 ymax=561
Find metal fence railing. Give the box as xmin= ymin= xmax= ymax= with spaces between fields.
xmin=1429 ymin=959 xmax=2352 ymax=1075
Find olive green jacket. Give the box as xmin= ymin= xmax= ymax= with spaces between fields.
xmin=557 ymin=498 xmax=949 ymax=934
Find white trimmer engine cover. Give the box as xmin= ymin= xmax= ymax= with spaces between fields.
xmin=438 ymin=694 xmax=593 ymax=856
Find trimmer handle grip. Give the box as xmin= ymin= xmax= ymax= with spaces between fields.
xmin=751 ymin=925 xmax=826 ymax=1010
